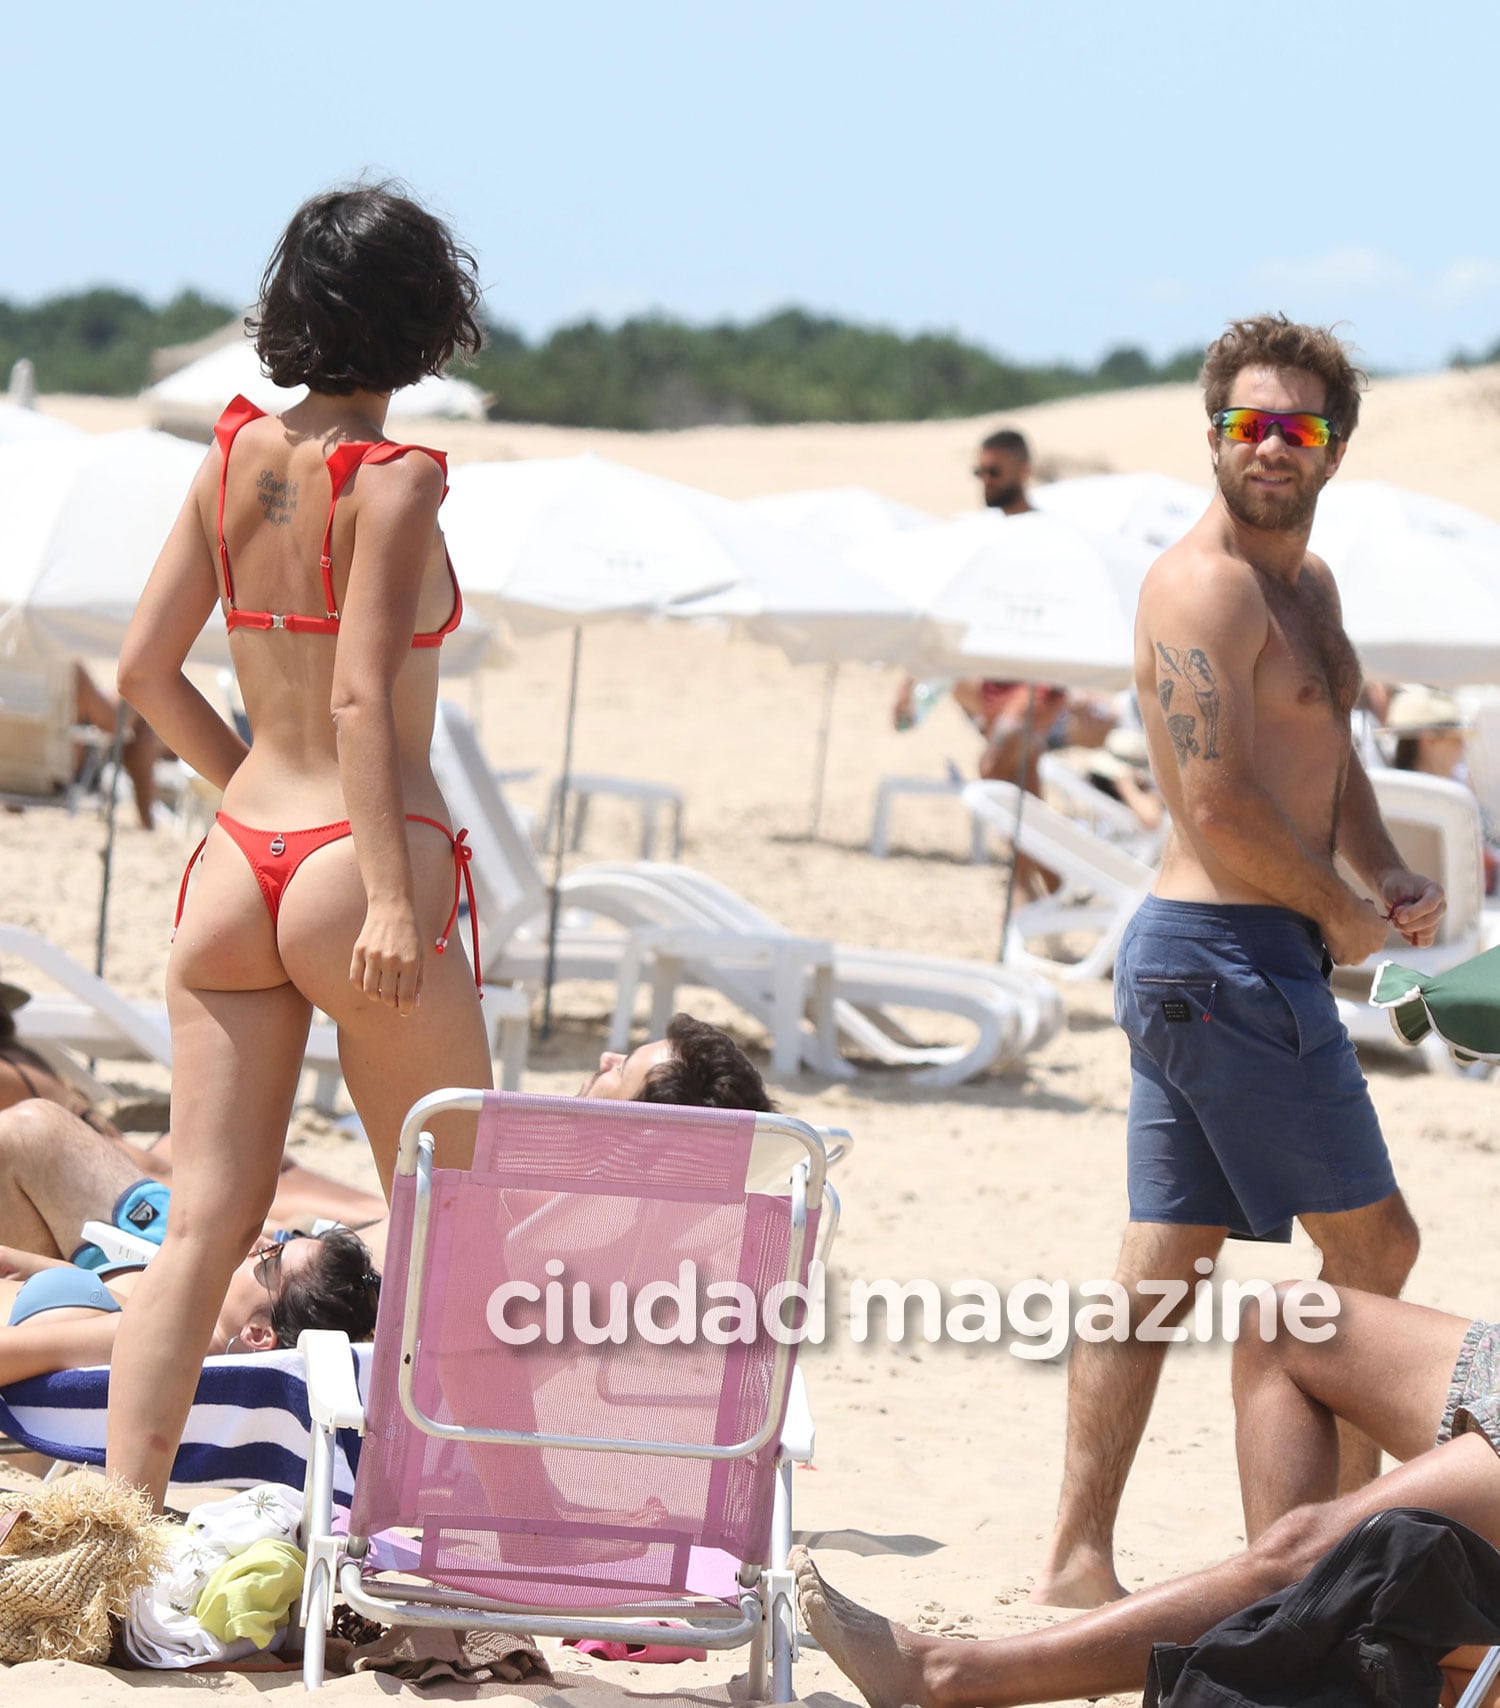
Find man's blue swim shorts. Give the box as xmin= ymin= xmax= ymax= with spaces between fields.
xmin=1115 ymin=896 xmax=1397 ymax=1243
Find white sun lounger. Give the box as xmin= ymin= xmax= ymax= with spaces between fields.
xmin=431 ymin=701 xmax=1064 ymax=1086
xmin=963 ymin=779 xmax=1158 ymax=981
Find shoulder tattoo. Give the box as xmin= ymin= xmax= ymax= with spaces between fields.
xmin=1155 ymin=642 xmax=1221 ymax=762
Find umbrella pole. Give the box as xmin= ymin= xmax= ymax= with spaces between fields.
xmin=997 ymin=684 xmax=1037 ymax=961
xmin=95 ymin=699 xmax=129 ymax=979
xmin=808 ymin=663 xmax=839 ymax=841
xmin=541 ymin=626 xmax=583 ymax=1040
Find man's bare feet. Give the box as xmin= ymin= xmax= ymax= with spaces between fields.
xmin=791 ymin=1545 xmax=940 ymax=1708
xmin=1029 ymin=1537 xmax=1126 ymax=1608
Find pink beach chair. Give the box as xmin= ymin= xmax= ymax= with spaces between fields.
xmin=297 ymin=1087 xmax=830 ymax=1700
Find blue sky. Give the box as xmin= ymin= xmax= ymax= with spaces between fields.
xmin=5 ymin=2 xmax=1492 ymax=372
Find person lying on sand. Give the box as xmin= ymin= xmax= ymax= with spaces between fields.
xmin=794 ymin=1282 xmax=1500 ymax=1707
xmin=0 ymin=1224 xmax=377 ymax=1391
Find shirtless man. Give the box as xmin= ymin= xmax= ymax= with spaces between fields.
xmin=1032 ymin=314 xmax=1444 ymax=1607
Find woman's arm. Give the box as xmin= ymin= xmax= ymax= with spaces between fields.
xmin=0 ymin=1310 xmax=122 ymax=1387
xmin=330 ymin=452 xmax=447 ymax=1017
xmin=117 ymin=454 xmax=249 ymax=790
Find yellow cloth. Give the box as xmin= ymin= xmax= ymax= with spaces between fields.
xmin=192 ymin=1539 xmax=305 ymax=1648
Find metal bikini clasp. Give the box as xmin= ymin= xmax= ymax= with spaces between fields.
xmin=269 ymin=834 xmax=285 ymax=856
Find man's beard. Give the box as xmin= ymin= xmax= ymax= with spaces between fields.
xmin=1215 ymin=459 xmax=1324 ymax=533
xmin=985 ymin=484 xmax=1025 ymax=510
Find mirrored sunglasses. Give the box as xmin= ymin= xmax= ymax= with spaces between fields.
xmin=1212 ymin=407 xmax=1333 ymax=449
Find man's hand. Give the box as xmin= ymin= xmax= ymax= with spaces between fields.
xmin=1379 ymin=870 xmax=1446 ymax=949
xmin=1321 ymin=896 xmax=1393 ymax=967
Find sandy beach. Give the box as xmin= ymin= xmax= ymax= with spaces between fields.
xmin=5 ymin=374 xmax=1500 ymax=1705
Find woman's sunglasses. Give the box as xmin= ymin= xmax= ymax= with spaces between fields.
xmin=252 ymin=1228 xmax=308 ymax=1297
xmin=1212 ymin=407 xmax=1334 ymax=449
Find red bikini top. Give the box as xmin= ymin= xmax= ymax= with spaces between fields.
xmin=212 ymin=395 xmax=462 ymax=647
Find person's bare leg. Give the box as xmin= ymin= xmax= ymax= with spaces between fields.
xmin=276 ymin=827 xmax=494 ymax=1196
xmin=144 ymin=1130 xmax=385 ymax=1228
xmin=1032 ymin=1218 xmax=1225 ymax=1607
xmin=122 ymin=711 xmax=166 ymax=829
xmin=0 ymin=1100 xmax=142 ymax=1256
xmin=264 ymin=1164 xmax=388 ymax=1231
xmin=797 ymin=1431 xmax=1500 ymax=1708
xmin=1301 ymin=1192 xmax=1420 ymax=1494
xmin=105 ymin=839 xmax=310 ymax=1507
xmin=1232 ymin=1281 xmax=1468 ymax=1537
xmin=106 ymin=980 xmax=307 ymax=1506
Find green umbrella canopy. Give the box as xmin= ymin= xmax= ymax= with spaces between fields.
xmin=1370 ymin=947 xmax=1500 ymax=1063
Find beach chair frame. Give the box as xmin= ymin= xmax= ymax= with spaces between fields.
xmin=298 ymin=1087 xmax=830 ymax=1700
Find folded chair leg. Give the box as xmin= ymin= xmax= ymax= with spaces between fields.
xmin=767 ymin=1453 xmax=797 ymax=1701
xmin=747 ymin=1613 xmax=769 ymax=1701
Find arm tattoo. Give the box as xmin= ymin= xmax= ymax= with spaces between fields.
xmin=256 ymin=469 xmax=299 ymax=525
xmin=1155 ymin=642 xmax=1222 ymax=762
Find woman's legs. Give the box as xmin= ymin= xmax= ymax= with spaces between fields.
xmin=1233 ymin=1283 xmax=1471 ymax=1537
xmin=105 ymin=833 xmax=310 ymax=1506
xmin=795 ymin=1432 xmax=1500 ymax=1708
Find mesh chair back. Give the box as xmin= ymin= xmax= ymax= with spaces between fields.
xmin=350 ymin=1091 xmax=816 ymax=1610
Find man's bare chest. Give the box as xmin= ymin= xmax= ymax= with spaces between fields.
xmin=1258 ymin=579 xmax=1362 ymax=717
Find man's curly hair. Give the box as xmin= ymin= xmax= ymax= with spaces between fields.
xmin=635 ymin=1013 xmax=775 ymax=1112
xmin=1200 ymin=313 xmax=1367 ymax=440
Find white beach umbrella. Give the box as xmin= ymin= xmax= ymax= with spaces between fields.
xmin=1310 ymin=482 xmax=1500 ymax=687
xmin=0 ymin=401 xmax=82 ymax=445
xmin=442 ymin=453 xmax=818 ymax=630
xmin=693 ymin=485 xmax=934 ymax=835
xmin=0 ymin=430 xmax=206 ymax=659
xmin=0 ymin=428 xmax=493 ymax=672
xmin=146 ymin=337 xmax=488 ymax=421
xmin=446 ymin=452 xmax=822 ymax=1025
xmin=854 ymin=510 xmax=1153 ymax=691
xmin=745 ymin=485 xmax=935 ymax=556
xmin=1031 ymin=471 xmax=1210 ymax=552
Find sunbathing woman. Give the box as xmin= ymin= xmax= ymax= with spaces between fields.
xmin=111 ymin=183 xmax=493 ymax=1507
xmin=0 ymin=1226 xmax=378 ymax=1390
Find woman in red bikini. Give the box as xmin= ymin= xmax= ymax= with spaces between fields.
xmin=109 ymin=184 xmax=494 ymax=1506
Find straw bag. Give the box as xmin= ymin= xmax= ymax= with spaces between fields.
xmin=0 ymin=1473 xmax=168 ymax=1665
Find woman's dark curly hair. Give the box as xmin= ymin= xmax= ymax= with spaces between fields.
xmin=270 ymin=1228 xmax=381 ymax=1348
xmin=248 ymin=182 xmax=483 ymax=396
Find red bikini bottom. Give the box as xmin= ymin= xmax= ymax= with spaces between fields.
xmin=174 ymin=811 xmax=481 ymax=990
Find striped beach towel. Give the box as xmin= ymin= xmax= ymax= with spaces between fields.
xmin=0 ymin=1345 xmax=373 ymax=1500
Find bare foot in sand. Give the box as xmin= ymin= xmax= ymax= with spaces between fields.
xmin=1029 ymin=1538 xmax=1126 ymax=1608
xmin=792 ymin=1545 xmax=944 ymax=1708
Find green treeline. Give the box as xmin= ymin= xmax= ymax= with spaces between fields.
xmin=471 ymin=309 xmax=1205 ymax=429
xmin=0 ymin=290 xmax=238 ymax=396
xmin=1 ymin=289 xmax=1207 ymax=427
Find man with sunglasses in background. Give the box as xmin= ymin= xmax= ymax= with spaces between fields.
xmin=1033 ymin=314 xmax=1445 ymax=1610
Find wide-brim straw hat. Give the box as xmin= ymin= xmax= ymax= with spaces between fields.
xmin=0 ymin=1472 xmax=168 ymax=1664
xmin=1087 ymin=726 xmax=1153 ymax=782
xmin=1381 ymin=686 xmax=1470 ymax=735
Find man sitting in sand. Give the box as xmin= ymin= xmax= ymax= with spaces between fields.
xmin=0 ymin=1010 xmax=773 ymax=1277
xmin=795 ymin=1281 xmax=1500 ymax=1707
